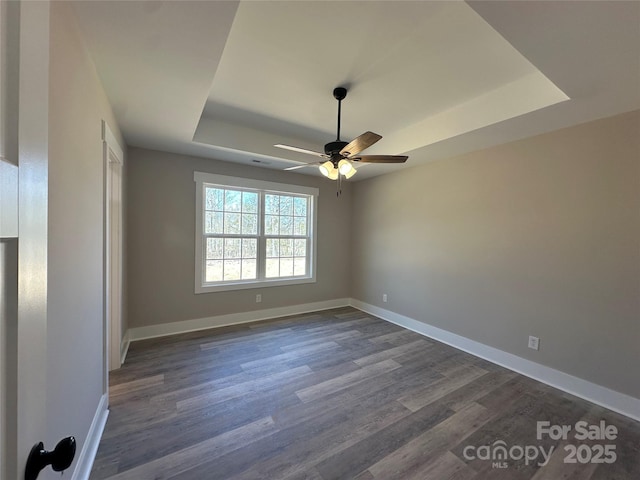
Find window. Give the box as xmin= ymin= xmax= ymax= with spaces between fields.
xmin=194 ymin=172 xmax=318 ymax=293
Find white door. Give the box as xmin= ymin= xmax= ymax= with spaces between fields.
xmin=1 ymin=1 xmax=51 ymax=478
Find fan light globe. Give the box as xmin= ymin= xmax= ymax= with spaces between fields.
xmin=319 ymin=161 xmax=333 ymax=178
xmin=338 ymin=159 xmax=354 ymax=176
xmin=344 ymin=167 xmax=357 ymax=179
xmin=327 ymin=167 xmax=339 ymax=180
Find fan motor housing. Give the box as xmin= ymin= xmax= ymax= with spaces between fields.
xmin=324 ymin=141 xmax=348 ymax=157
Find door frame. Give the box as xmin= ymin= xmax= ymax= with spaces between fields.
xmin=102 ymin=120 xmax=124 ymax=389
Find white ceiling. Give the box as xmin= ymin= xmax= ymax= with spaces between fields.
xmin=73 ymin=1 xmax=640 ymax=181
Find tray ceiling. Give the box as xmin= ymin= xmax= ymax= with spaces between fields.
xmin=73 ymin=1 xmax=640 ymax=180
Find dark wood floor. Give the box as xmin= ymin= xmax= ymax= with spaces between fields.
xmin=90 ymin=307 xmax=640 ymax=479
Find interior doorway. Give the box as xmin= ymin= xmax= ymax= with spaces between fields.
xmin=103 ymin=120 xmax=124 ymax=389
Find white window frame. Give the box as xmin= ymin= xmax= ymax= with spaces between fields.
xmin=194 ymin=172 xmax=319 ymax=293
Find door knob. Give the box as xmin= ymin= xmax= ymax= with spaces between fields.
xmin=25 ymin=436 xmax=76 ymax=480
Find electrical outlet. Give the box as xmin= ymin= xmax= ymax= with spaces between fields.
xmin=382 ymin=294 xmax=388 ymax=303
xmin=528 ymin=336 xmax=540 ymax=351
xmin=256 ymin=294 xmax=262 ymax=303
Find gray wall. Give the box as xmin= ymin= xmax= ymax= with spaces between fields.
xmin=351 ymin=110 xmax=640 ymax=399
xmin=126 ymin=148 xmax=351 ymax=328
xmin=46 ymin=1 xmax=125 ymax=471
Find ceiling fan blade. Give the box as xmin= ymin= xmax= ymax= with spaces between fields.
xmin=340 ymin=131 xmax=382 ymax=157
xmin=274 ymin=144 xmax=327 ymax=157
xmin=284 ymin=162 xmax=321 ymax=171
xmin=351 ymin=155 xmax=408 ymax=163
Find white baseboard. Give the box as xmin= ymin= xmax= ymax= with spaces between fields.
xmin=71 ymin=393 xmax=109 ymax=480
xmin=350 ymin=299 xmax=640 ymax=422
xmin=127 ymin=298 xmax=351 ymax=342
xmin=120 ymin=330 xmax=130 ymax=365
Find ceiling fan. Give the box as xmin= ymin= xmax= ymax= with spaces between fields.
xmin=274 ymin=87 xmax=408 ymax=180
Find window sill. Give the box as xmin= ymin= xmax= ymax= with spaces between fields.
xmin=195 ymin=276 xmax=316 ymax=294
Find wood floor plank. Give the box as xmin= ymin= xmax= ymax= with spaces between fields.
xmin=282 ymin=467 xmax=325 ymax=480
xmin=176 ymin=365 xmax=312 ymax=411
xmin=109 ymin=416 xmax=277 ymax=479
xmin=109 ymin=374 xmax=164 ymax=397
xmin=367 ymin=329 xmax=423 ymax=345
xmin=398 ymin=364 xmax=488 ymax=412
xmin=248 ymin=313 xmax=323 ymax=329
xmin=314 ymin=402 xmax=454 ymax=480
xmin=435 ymin=368 xmax=517 ymax=412
xmin=287 ymin=338 xmax=391 ymax=372
xmin=393 ymin=342 xmax=458 ymax=367
xmin=352 ymin=471 xmax=375 ymax=480
xmin=451 ymin=391 xmax=589 ymax=479
xmin=231 ymin=399 xmax=411 ymax=479
xmin=278 ymin=329 xmax=363 ymax=351
xmin=170 ymin=390 xmax=397 ymax=479
xmin=105 ymin=360 xmax=363 ymax=469
xmin=529 ymin=439 xmax=598 ymax=480
xmin=367 ymin=402 xmax=493 ymax=479
xmin=353 ymin=339 xmax=430 ymax=366
xmin=289 ymin=363 xmax=444 ymax=429
xmin=295 ymin=359 xmax=402 ymax=402
xmin=240 ymin=340 xmax=341 ymax=369
xmin=199 ymin=327 xmax=296 ymax=350
xmin=399 ymin=451 xmax=477 ymax=480
xmin=100 ymin=399 xmax=177 ymax=441
xmin=303 ymin=317 xmax=372 ymax=333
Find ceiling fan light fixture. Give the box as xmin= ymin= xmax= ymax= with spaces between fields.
xmin=319 ymin=160 xmax=335 ymax=178
xmin=338 ymin=159 xmax=354 ymax=176
xmin=344 ymin=167 xmax=357 ymax=179
xmin=277 ymin=87 xmax=408 ymax=181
